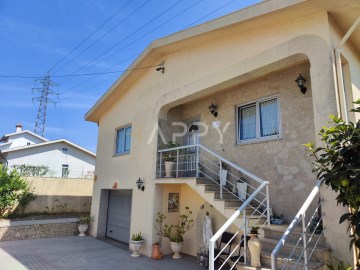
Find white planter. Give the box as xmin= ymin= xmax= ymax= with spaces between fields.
xmin=219 ymin=169 xmax=227 ymax=186
xmin=130 ymin=240 xmax=144 ymax=257
xmin=248 ymin=234 xmax=262 ymax=267
xmin=170 ymin=242 xmax=184 ymax=259
xmin=237 ymin=182 xmax=248 ymax=200
xmin=164 ymin=161 xmax=174 ymax=177
xmin=78 ymin=224 xmax=88 ymax=237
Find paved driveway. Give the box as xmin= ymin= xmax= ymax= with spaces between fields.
xmin=0 ymin=236 xmax=204 ymax=270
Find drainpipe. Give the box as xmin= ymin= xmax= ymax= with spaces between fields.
xmin=0 ymin=150 xmax=8 ymax=169
xmin=334 ymin=16 xmax=360 ymax=123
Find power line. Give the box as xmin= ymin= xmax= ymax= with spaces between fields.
xmin=0 ymin=64 xmax=161 ymax=79
xmin=52 ymin=0 xmax=149 ymax=76
xmin=48 ymin=0 xmax=136 ymax=74
xmin=57 ymin=0 xmax=186 ymax=86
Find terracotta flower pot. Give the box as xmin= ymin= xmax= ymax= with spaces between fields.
xmin=151 ymin=243 xmax=163 ymax=260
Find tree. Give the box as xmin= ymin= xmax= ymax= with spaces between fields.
xmin=305 ymin=100 xmax=360 ymax=267
xmin=0 ymin=165 xmax=36 ymax=217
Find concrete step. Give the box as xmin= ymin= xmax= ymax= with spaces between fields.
xmin=236 ymin=264 xmax=271 ymax=270
xmin=260 ymin=237 xmax=329 ymax=264
xmin=262 ymin=226 xmax=326 ymax=247
xmin=196 ymin=178 xmax=217 ymax=185
xmin=205 ymin=184 xmax=235 ymax=192
xmin=214 ymin=191 xmax=239 ymax=200
xmin=260 ymin=250 xmax=324 ymax=270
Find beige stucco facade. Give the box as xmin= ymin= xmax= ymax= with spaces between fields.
xmin=86 ymin=0 xmax=360 ymax=266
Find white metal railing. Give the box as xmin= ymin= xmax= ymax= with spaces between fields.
xmin=157 ymin=144 xmax=270 ymax=270
xmin=271 ymin=180 xmax=323 ymax=270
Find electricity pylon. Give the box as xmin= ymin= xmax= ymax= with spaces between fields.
xmin=32 ymin=73 xmax=58 ymax=137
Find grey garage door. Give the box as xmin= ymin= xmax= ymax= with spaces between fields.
xmin=106 ymin=190 xmax=132 ymax=244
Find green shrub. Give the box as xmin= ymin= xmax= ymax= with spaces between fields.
xmin=0 ymin=165 xmax=35 ymax=217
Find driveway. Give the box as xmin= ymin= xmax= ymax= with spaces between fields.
xmin=0 ymin=236 xmax=204 ymax=270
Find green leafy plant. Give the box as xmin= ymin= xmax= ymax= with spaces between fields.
xmin=79 ymin=215 xmax=95 ymax=225
xmin=131 ymin=232 xmax=143 ymax=241
xmin=12 ymin=164 xmax=55 ymax=177
xmin=305 ymin=100 xmax=360 ymax=265
xmin=155 ymin=206 xmax=194 ymax=243
xmin=162 ymin=141 xmax=180 ymax=162
xmin=0 ymin=165 xmax=34 ymax=217
xmin=326 ymin=257 xmax=352 ymax=270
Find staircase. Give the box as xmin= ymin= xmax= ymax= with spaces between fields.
xmin=256 ymin=226 xmax=328 ymax=270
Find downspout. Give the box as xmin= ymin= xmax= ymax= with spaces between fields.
xmin=334 ymin=16 xmax=360 ymax=123
xmin=0 ymin=150 xmax=8 ymax=169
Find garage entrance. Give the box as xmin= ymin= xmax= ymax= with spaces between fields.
xmin=106 ymin=190 xmax=132 ymax=244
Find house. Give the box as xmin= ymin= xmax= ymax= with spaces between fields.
xmin=85 ymin=0 xmax=359 ymax=268
xmin=0 ymin=124 xmax=96 ymax=178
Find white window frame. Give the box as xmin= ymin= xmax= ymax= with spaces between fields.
xmin=236 ymin=96 xmax=281 ymax=144
xmin=114 ymin=125 xmax=132 ymax=156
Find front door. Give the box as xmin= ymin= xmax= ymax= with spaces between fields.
xmin=184 ymin=118 xmax=200 ymax=176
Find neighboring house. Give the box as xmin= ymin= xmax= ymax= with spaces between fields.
xmin=0 ymin=124 xmax=96 ymax=178
xmin=85 ymin=0 xmax=359 ymax=267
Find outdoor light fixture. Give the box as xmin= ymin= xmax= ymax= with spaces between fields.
xmin=208 ymin=103 xmax=218 ymax=117
xmin=156 ymin=61 xmax=165 ymax=74
xmin=295 ymin=74 xmax=307 ymax=94
xmin=136 ymin=177 xmax=145 ymax=191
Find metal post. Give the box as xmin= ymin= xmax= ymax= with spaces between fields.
xmin=219 ymin=159 xmax=223 ymax=199
xmin=209 ymin=240 xmax=214 ymax=270
xmin=302 ymin=213 xmax=308 ymax=270
xmin=243 ymin=210 xmax=247 ymax=265
xmin=159 ymin=152 xmax=162 ymax=178
xmin=266 ymin=184 xmax=271 ymax=226
xmin=196 ymin=146 xmax=199 ymax=177
xmin=176 ymin=149 xmax=179 ymax=178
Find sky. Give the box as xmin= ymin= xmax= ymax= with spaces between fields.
xmin=0 ymin=0 xmax=261 ymax=153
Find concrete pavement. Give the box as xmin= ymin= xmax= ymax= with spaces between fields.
xmin=0 ymin=236 xmax=204 ymax=270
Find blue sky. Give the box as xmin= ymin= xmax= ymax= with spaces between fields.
xmin=0 ymin=0 xmax=260 ymax=153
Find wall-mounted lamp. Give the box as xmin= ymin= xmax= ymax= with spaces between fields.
xmin=295 ymin=74 xmax=307 ymax=94
xmin=156 ymin=62 xmax=165 ymax=74
xmin=208 ymin=103 xmax=218 ymax=117
xmin=136 ymin=177 xmax=145 ymax=191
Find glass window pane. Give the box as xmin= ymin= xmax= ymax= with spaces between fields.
xmin=124 ymin=127 xmax=132 ymax=152
xmin=239 ymin=104 xmax=256 ymax=140
xmin=260 ymin=99 xmax=279 ymax=137
xmin=116 ymin=129 xmax=125 ymax=153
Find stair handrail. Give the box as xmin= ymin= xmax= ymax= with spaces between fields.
xmin=158 ymin=144 xmax=265 ymax=184
xmin=271 ymin=180 xmax=322 ymax=270
xmin=209 ymin=181 xmax=269 ymax=270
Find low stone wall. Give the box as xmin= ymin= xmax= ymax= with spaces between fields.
xmin=0 ymin=218 xmax=78 ymax=241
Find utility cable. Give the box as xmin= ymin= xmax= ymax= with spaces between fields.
xmin=48 ymin=0 xmax=135 ymax=74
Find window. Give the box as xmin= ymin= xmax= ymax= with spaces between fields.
xmin=238 ymin=97 xmax=280 ymax=143
xmin=62 ymin=164 xmax=69 ymax=178
xmin=115 ymin=125 xmax=132 ymax=155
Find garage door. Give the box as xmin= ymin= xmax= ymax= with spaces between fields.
xmin=106 ymin=190 xmax=132 ymax=244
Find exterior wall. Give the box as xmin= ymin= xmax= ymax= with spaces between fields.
xmin=6 ymin=143 xmax=95 ymax=178
xmin=89 ymin=11 xmax=351 ymax=262
xmin=5 ymin=132 xmax=46 ymax=149
xmin=179 ymin=62 xmax=315 ymax=222
xmin=159 ymin=184 xmax=238 ymax=256
xmin=14 ymin=177 xmax=93 ymax=215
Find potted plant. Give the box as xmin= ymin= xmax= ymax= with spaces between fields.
xmin=78 ymin=215 xmax=95 ymax=237
xmin=155 ymin=206 xmax=194 ymax=259
xmin=248 ymin=226 xmax=262 ymax=267
xmin=130 ymin=232 xmax=144 ymax=257
xmin=162 ymin=141 xmax=180 ymax=177
xmin=215 ymin=161 xmax=228 ymax=186
xmin=237 ymin=176 xmax=248 ymax=200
